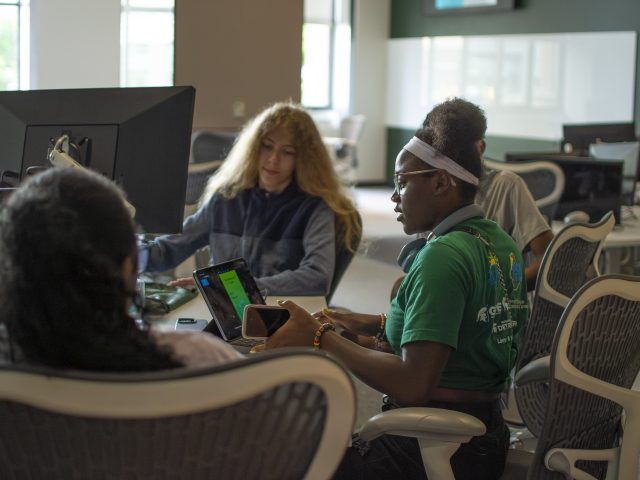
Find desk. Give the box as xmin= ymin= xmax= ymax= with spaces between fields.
xmin=551 ymin=206 xmax=640 ymax=273
xmin=148 ymin=293 xmax=327 ymax=332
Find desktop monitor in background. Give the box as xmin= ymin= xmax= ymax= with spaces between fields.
xmin=561 ymin=122 xmax=636 ymax=156
xmin=0 ymin=86 xmax=195 ymax=234
xmin=505 ymin=154 xmax=624 ymax=224
xmin=589 ymin=141 xmax=640 ymax=205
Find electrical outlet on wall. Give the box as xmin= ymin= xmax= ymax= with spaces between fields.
xmin=232 ymin=101 xmax=246 ymax=119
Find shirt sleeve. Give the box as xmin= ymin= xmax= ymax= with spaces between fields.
xmin=254 ymin=201 xmax=336 ymax=296
xmin=151 ymin=330 xmax=242 ymax=367
xmin=507 ymin=174 xmax=552 ymax=252
xmin=142 ymin=201 xmax=212 ymax=272
xmin=400 ymin=242 xmax=469 ymax=349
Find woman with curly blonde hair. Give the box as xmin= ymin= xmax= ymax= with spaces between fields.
xmin=141 ymin=102 xmax=361 ymax=296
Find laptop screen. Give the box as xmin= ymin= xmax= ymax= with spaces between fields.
xmin=193 ymin=258 xmax=264 ymax=341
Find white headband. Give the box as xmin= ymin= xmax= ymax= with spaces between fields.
xmin=403 ymin=136 xmax=479 ymax=186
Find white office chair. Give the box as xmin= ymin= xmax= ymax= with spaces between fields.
xmin=484 ymin=158 xmax=565 ymax=222
xmin=505 ymin=274 xmax=640 ymax=479
xmin=513 ymin=211 xmax=615 ymax=437
xmin=0 ymin=349 xmax=355 ymax=480
xmin=323 ymin=114 xmax=366 ymax=186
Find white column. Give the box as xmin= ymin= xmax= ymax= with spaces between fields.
xmin=351 ymin=0 xmax=390 ymax=183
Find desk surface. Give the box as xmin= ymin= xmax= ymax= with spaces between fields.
xmin=551 ymin=206 xmax=640 ymax=249
xmin=148 ymin=293 xmax=327 ymax=332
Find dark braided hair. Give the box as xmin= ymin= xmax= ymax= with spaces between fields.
xmin=420 ymin=97 xmax=486 ymax=202
xmin=0 ymin=168 xmax=182 ymax=371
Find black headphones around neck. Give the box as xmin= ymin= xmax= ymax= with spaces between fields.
xmin=397 ymin=237 xmax=427 ymax=273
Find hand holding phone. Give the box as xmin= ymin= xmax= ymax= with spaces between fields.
xmin=242 ymin=305 xmax=290 ymax=339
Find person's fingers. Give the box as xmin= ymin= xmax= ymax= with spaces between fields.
xmin=264 ymin=319 xmax=297 ymax=349
xmin=277 ymin=299 xmax=305 ymax=313
xmin=265 ymin=300 xmax=319 ymax=350
xmin=321 ymin=307 xmax=347 ymax=321
xmin=168 ymin=277 xmax=195 ymax=287
xmin=249 ymin=343 xmax=266 ymax=354
xmin=322 ymin=307 xmax=352 ymax=330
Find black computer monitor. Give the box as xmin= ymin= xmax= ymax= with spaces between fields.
xmin=506 ymin=154 xmax=624 ymax=224
xmin=0 ymin=86 xmax=195 ymax=233
xmin=589 ymin=141 xmax=640 ymax=205
xmin=562 ymin=122 xmax=637 ymax=156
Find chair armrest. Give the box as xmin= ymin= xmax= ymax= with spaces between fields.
xmin=188 ymin=160 xmax=223 ymax=173
xmin=357 ymin=407 xmax=486 ymax=445
xmin=545 ymin=447 xmax=618 ymax=480
xmin=515 ymin=356 xmax=550 ymax=387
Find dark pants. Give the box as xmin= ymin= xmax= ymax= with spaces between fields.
xmin=332 ymin=399 xmax=509 ymax=480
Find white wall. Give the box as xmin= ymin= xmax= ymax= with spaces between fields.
xmin=351 ymin=0 xmax=390 ymax=183
xmin=30 ymin=0 xmax=120 ymax=89
xmin=175 ymin=0 xmax=302 ymax=130
xmin=386 ymin=32 xmax=637 ymax=141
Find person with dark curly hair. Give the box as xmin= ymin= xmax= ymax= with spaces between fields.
xmin=264 ymin=99 xmax=529 ymax=479
xmin=0 ymin=168 xmax=240 ymax=371
xmin=424 ymin=98 xmax=553 ymax=291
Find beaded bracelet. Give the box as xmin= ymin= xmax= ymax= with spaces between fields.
xmin=313 ymin=322 xmax=336 ymax=350
xmin=373 ymin=313 xmax=387 ymax=350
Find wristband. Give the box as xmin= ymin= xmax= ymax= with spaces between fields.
xmin=373 ymin=313 xmax=387 ymax=350
xmin=313 ymin=322 xmax=336 ymax=350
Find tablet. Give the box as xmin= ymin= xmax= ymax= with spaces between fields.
xmin=192 ymin=258 xmax=265 ymax=342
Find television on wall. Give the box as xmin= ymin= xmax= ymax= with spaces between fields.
xmin=423 ymin=0 xmax=515 ymax=15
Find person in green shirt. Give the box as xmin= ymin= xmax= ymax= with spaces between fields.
xmin=264 ymin=100 xmax=528 ymax=480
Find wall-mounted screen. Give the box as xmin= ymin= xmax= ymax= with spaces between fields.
xmin=424 ymin=0 xmax=514 ymax=15
xmin=386 ymin=31 xmax=637 ymax=141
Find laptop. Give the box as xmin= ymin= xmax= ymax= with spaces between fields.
xmin=184 ymin=258 xmax=265 ymax=349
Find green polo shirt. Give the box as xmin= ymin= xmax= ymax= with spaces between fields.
xmin=386 ymin=217 xmax=528 ymax=393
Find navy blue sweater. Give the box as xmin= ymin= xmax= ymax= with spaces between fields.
xmin=143 ymin=183 xmax=336 ymax=296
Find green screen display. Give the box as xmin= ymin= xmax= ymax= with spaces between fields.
xmin=219 ymin=269 xmax=251 ymax=319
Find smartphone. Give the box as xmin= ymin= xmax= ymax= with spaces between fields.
xmin=175 ymin=318 xmax=209 ymax=331
xmin=242 ymin=305 xmax=290 ymax=339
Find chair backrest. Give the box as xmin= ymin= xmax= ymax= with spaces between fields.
xmin=327 ymin=211 xmax=363 ymax=305
xmin=0 ymin=349 xmax=355 ymax=480
xmin=190 ymin=130 xmax=237 ymax=164
xmin=515 ymin=211 xmax=615 ymax=437
xmin=339 ymin=114 xmax=366 ymax=143
xmin=184 ymin=130 xmax=237 ymax=208
xmin=527 ymin=275 xmax=640 ymax=480
xmin=484 ymin=159 xmax=565 ymax=221
xmin=184 ymin=160 xmax=223 ymax=207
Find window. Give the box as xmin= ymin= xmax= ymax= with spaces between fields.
xmin=1 ymin=1 xmax=173 ymax=91
xmin=301 ymin=0 xmax=351 ymax=111
xmin=120 ymin=0 xmax=174 ymax=87
xmin=0 ymin=0 xmax=28 ymax=91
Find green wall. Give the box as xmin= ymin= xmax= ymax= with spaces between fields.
xmin=385 ymin=0 xmax=640 ymax=182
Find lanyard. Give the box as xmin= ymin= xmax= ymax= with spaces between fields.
xmin=449 ymin=225 xmax=512 ymax=323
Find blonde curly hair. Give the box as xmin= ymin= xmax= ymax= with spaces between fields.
xmin=201 ymin=102 xmax=361 ymax=251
